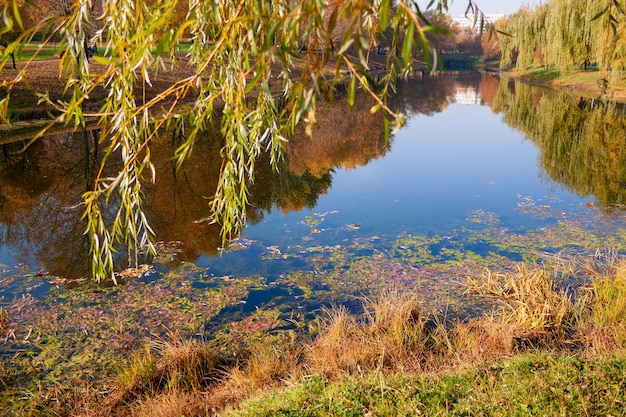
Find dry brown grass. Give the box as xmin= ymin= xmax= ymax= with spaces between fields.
xmin=0 ymin=306 xmax=8 ymax=332
xmin=306 ymin=288 xmax=429 ymax=377
xmin=90 ymin=336 xmax=229 ymax=416
xmin=129 ymin=390 xmax=213 ymax=417
xmin=465 ymin=264 xmax=576 ymax=345
xmin=91 ymin=336 xmax=300 ymax=416
xmin=434 ymin=318 xmax=519 ymax=365
xmin=68 ymin=258 xmax=626 ymax=415
xmin=219 ymin=342 xmax=301 ymax=398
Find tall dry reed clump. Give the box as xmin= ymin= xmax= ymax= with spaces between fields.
xmin=449 ymin=264 xmax=577 ymax=361
xmin=94 ymin=337 xmax=228 ymax=417
xmin=306 ymin=288 xmax=431 ymax=377
xmin=88 ymin=337 xmax=300 ymax=417
xmin=305 ymin=259 xmax=626 ymax=375
xmin=214 ymin=341 xmax=301 ymax=403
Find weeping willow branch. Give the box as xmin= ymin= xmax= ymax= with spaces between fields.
xmin=3 ymin=0 xmax=493 ymax=282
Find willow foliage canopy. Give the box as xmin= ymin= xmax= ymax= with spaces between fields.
xmin=497 ymin=0 xmax=626 ymax=75
xmin=0 ymin=0 xmax=488 ymax=282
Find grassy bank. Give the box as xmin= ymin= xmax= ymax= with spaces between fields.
xmin=500 ymin=65 xmax=626 ymax=103
xmin=26 ymin=256 xmax=623 ymax=417
xmin=226 ymin=354 xmax=626 ymax=416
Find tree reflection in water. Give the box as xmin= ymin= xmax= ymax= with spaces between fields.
xmin=492 ymin=78 xmax=626 ymax=207
xmin=1 ymin=72 xmax=625 ymax=278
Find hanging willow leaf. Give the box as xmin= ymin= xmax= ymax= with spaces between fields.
xmin=591 ymin=6 xmax=610 ymax=21
xmin=347 ymin=76 xmax=356 ymax=107
xmin=10 ymin=0 xmax=22 ymax=31
xmin=402 ymin=22 xmax=414 ymax=65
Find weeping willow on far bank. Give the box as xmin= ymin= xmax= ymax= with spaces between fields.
xmin=498 ymin=0 xmax=626 ymax=77
xmin=1 ymin=0 xmax=488 ymax=282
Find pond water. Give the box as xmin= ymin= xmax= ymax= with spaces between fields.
xmin=1 ymin=72 xmax=626 ymax=360
xmin=192 ymin=72 xmax=626 ymax=288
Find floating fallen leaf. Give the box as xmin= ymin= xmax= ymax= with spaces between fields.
xmin=586 ymin=201 xmax=594 ymax=207
xmin=119 ymin=264 xmax=150 ymax=278
xmin=267 ymin=245 xmax=281 ymax=254
xmin=347 ymin=223 xmax=361 ymax=230
xmin=315 ymin=210 xmax=338 ymax=217
xmin=310 ymin=228 xmax=321 ymax=234
xmin=48 ymin=277 xmax=70 ymax=285
xmin=301 ymin=215 xmax=322 ymax=226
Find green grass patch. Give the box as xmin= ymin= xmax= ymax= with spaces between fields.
xmin=520 ymin=66 xmax=562 ymax=81
xmin=5 ymin=43 xmax=63 ymax=61
xmin=226 ymin=353 xmax=626 ymax=416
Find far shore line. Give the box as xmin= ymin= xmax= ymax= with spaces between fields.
xmin=497 ymin=66 xmax=626 ymax=104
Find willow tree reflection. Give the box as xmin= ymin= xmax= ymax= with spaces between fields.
xmin=0 ymin=134 xmax=99 ymax=277
xmin=492 ymin=79 xmax=626 ymax=206
xmin=145 ymin=88 xmax=401 ymax=262
xmin=0 ymin=75 xmax=460 ymax=277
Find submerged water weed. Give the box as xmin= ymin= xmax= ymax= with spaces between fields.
xmin=209 ymin=307 xmax=298 ymax=357
xmin=0 ymin=265 xmax=254 ymax=413
xmin=390 ymin=233 xmax=443 ymax=264
xmin=467 ymin=209 xmax=501 ymax=225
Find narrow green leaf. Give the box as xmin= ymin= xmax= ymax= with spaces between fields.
xmin=402 ymin=24 xmax=414 ymax=65
xmin=11 ymin=0 xmax=23 ymax=31
xmin=383 ymin=115 xmax=390 ymax=141
xmin=2 ymin=9 xmax=13 ymax=34
xmin=422 ymin=25 xmax=450 ymax=36
xmin=380 ymin=0 xmax=390 ymax=29
xmin=591 ymin=7 xmax=609 ymax=21
xmin=347 ymin=76 xmax=356 ymax=107
xmin=338 ymin=38 xmax=354 ymax=55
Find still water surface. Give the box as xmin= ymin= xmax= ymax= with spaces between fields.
xmin=1 ymin=71 xmax=626 ymax=313
xmin=195 ymin=73 xmax=625 ymax=283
